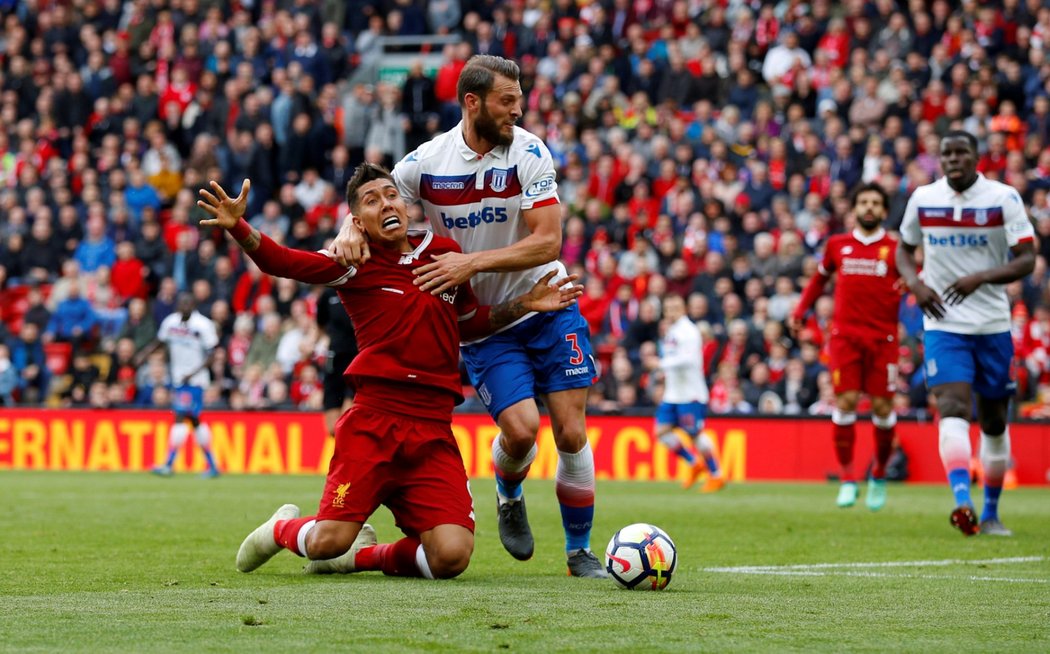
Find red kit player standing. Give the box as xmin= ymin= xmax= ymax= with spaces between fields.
xmin=789 ymin=183 xmax=902 ymax=511
xmin=197 ymin=165 xmax=582 ymax=580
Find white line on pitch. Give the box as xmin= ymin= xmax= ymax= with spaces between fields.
xmin=705 ymin=556 xmax=1045 ymax=574
xmin=710 ymin=569 xmax=1048 ymax=584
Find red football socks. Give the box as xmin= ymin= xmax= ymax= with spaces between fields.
xmin=274 ymin=517 xmax=316 ymax=556
xmin=833 ymin=423 xmax=856 ymax=482
xmin=355 ymin=537 xmax=423 ymax=577
xmin=872 ymin=426 xmax=895 ymax=479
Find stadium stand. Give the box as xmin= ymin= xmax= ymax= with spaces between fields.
xmin=1 ymin=0 xmax=1049 ymax=418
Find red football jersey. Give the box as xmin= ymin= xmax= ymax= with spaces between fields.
xmin=795 ymin=229 xmax=901 ymax=343
xmin=819 ymin=230 xmax=900 ymax=341
xmin=246 ymin=229 xmax=480 ymax=407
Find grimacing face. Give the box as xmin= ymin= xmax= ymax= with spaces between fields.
xmin=351 ymin=178 xmax=409 ymax=245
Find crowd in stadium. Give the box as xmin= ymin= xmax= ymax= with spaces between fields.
xmin=2 ymin=0 xmax=1050 ymax=418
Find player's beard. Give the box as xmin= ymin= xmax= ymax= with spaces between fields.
xmin=476 ymin=104 xmax=514 ymax=147
xmin=857 ymin=214 xmax=882 ymax=231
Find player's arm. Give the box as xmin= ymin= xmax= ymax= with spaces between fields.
xmin=133 ymin=317 xmax=170 ymax=367
xmin=896 ymin=194 xmax=947 ymax=319
xmin=132 ymin=338 xmax=164 ymax=367
xmin=789 ymin=267 xmax=831 ymax=335
xmin=942 ymin=195 xmax=1037 ymax=305
xmin=329 ymin=153 xmax=422 ymax=267
xmin=415 ymin=143 xmax=563 ymax=296
xmin=458 ymin=271 xmax=582 ymax=339
xmin=895 ymin=240 xmax=946 ymax=319
xmin=198 ymin=180 xmax=357 ymax=287
xmin=943 ymin=240 xmax=1036 ymax=305
xmin=414 ymin=201 xmax=562 ymax=296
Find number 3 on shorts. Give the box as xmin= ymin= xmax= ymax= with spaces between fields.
xmin=565 ymin=333 xmax=584 ymax=365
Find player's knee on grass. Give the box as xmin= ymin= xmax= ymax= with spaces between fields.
xmin=425 ymin=543 xmax=471 ymax=579
xmin=422 ymin=527 xmax=473 ymax=579
xmin=305 ymin=522 xmax=360 ymax=560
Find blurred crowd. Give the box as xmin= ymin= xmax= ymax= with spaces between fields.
xmin=2 ymin=0 xmax=1050 ymax=419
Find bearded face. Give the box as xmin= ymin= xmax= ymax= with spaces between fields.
xmin=857 ymin=212 xmax=882 ymax=231
xmin=475 ymin=100 xmax=515 ymax=147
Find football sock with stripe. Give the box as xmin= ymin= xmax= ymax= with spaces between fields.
xmin=556 ymin=443 xmax=595 ymax=553
xmin=832 ymin=410 xmax=857 ymax=483
xmin=194 ymin=423 xmax=219 ymax=473
xmin=274 ymin=517 xmax=316 ymax=556
xmin=696 ymin=433 xmax=720 ymax=477
xmin=980 ymin=430 xmax=1010 ymax=522
xmin=355 ymin=537 xmax=426 ymax=577
xmin=163 ymin=421 xmax=191 ymax=469
xmin=492 ymin=437 xmax=535 ymax=504
xmin=657 ymin=431 xmax=697 ymax=464
xmin=871 ymin=412 xmax=896 ymax=479
xmin=939 ymin=417 xmax=973 ymax=507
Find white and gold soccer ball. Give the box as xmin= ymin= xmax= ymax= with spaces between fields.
xmin=604 ymin=523 xmax=677 ymax=590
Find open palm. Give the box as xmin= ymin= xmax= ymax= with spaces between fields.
xmin=198 ymin=179 xmax=251 ymax=229
xmin=524 ymin=271 xmax=583 ymax=313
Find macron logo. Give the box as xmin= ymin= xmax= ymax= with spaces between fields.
xmin=525 ymin=143 xmax=542 ymax=159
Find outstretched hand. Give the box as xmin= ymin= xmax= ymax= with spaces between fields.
xmin=522 ymin=271 xmax=583 ymax=313
xmin=198 ymin=179 xmax=251 ymax=229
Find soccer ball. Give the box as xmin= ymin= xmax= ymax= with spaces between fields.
xmin=604 ymin=523 xmax=677 ymax=590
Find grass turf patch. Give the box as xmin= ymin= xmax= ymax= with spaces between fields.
xmin=1 ymin=471 xmax=1048 ymax=653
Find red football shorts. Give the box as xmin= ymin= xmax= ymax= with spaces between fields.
xmin=829 ymin=334 xmax=898 ymax=398
xmin=316 ymin=404 xmax=475 ymax=537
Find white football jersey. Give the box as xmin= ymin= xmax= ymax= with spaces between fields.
xmin=393 ymin=123 xmax=564 ymax=314
xmin=660 ymin=316 xmax=709 ymax=404
xmin=900 ymin=174 xmax=1034 ymax=334
xmin=157 ymin=310 xmax=219 ymax=387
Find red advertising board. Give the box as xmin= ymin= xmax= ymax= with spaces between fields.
xmin=0 ymin=410 xmax=1048 ymax=485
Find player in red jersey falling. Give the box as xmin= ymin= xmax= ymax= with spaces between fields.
xmin=197 ymin=164 xmax=582 ymax=580
xmin=789 ymin=183 xmax=902 ymax=511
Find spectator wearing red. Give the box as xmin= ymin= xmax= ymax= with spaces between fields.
xmin=978 ymin=132 xmax=1010 ymax=177
xmin=111 ymin=242 xmax=148 ymax=302
xmin=290 ymin=362 xmax=323 ymax=409
xmin=587 ymin=154 xmax=622 ymax=207
xmin=232 ymin=260 xmax=273 ymax=314
xmin=158 ymin=67 xmax=197 ymax=122
xmin=816 ymin=18 xmax=850 ymax=68
xmin=577 ymin=277 xmax=612 ymax=339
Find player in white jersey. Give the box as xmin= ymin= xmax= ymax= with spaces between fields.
xmin=651 ymin=294 xmax=723 ymax=492
xmin=329 ymin=55 xmax=604 ymax=578
xmin=141 ymin=293 xmax=221 ymax=478
xmin=897 ymin=131 xmax=1035 ymax=537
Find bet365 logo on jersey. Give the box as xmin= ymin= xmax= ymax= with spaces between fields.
xmin=926 ymin=233 xmax=989 ymax=247
xmin=441 ymin=207 xmax=509 ymax=229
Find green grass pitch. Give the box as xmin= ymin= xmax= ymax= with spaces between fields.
xmin=2 ymin=471 xmax=1048 ymax=653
